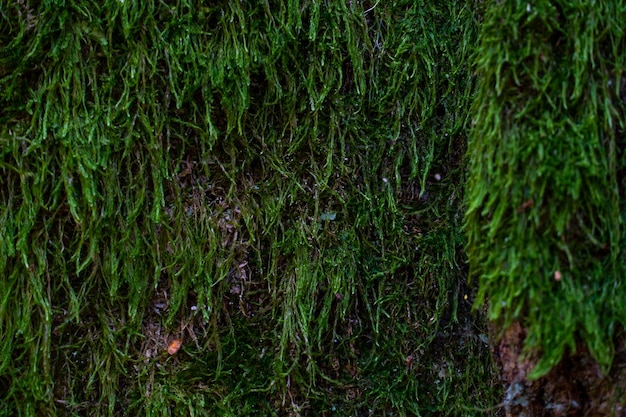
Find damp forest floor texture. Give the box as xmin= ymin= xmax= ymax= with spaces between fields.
xmin=0 ymin=1 xmax=504 ymax=416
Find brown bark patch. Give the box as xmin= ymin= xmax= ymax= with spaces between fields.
xmin=494 ymin=322 xmax=626 ymax=416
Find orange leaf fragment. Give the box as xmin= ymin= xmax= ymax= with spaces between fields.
xmin=168 ymin=339 xmax=183 ymax=355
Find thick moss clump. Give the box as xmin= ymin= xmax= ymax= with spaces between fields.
xmin=466 ymin=0 xmax=626 ymax=379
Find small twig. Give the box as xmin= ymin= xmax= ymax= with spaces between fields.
xmin=364 ymin=1 xmax=379 ymax=14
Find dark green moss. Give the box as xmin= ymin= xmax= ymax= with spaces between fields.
xmin=1 ymin=0 xmax=499 ymax=415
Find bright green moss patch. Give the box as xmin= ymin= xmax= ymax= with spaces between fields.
xmin=1 ymin=1 xmax=500 ymax=415
xmin=465 ymin=0 xmax=626 ymax=378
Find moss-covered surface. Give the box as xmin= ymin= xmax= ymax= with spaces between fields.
xmin=465 ymin=0 xmax=626 ymax=381
xmin=464 ymin=1 xmax=626 ymax=414
xmin=0 ymin=1 xmax=503 ymax=416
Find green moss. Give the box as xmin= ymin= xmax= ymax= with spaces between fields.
xmin=0 ymin=0 xmax=499 ymax=415
xmin=465 ymin=0 xmax=626 ymax=378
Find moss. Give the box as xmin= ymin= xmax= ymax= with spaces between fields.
xmin=1 ymin=0 xmax=499 ymax=415
xmin=465 ymin=0 xmax=626 ymax=378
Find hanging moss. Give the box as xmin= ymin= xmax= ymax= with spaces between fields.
xmin=465 ymin=0 xmax=626 ymax=379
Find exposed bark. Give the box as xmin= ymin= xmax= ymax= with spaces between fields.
xmin=494 ymin=323 xmax=626 ymax=416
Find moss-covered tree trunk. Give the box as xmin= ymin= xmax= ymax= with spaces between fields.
xmin=466 ymin=1 xmax=626 ymax=415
